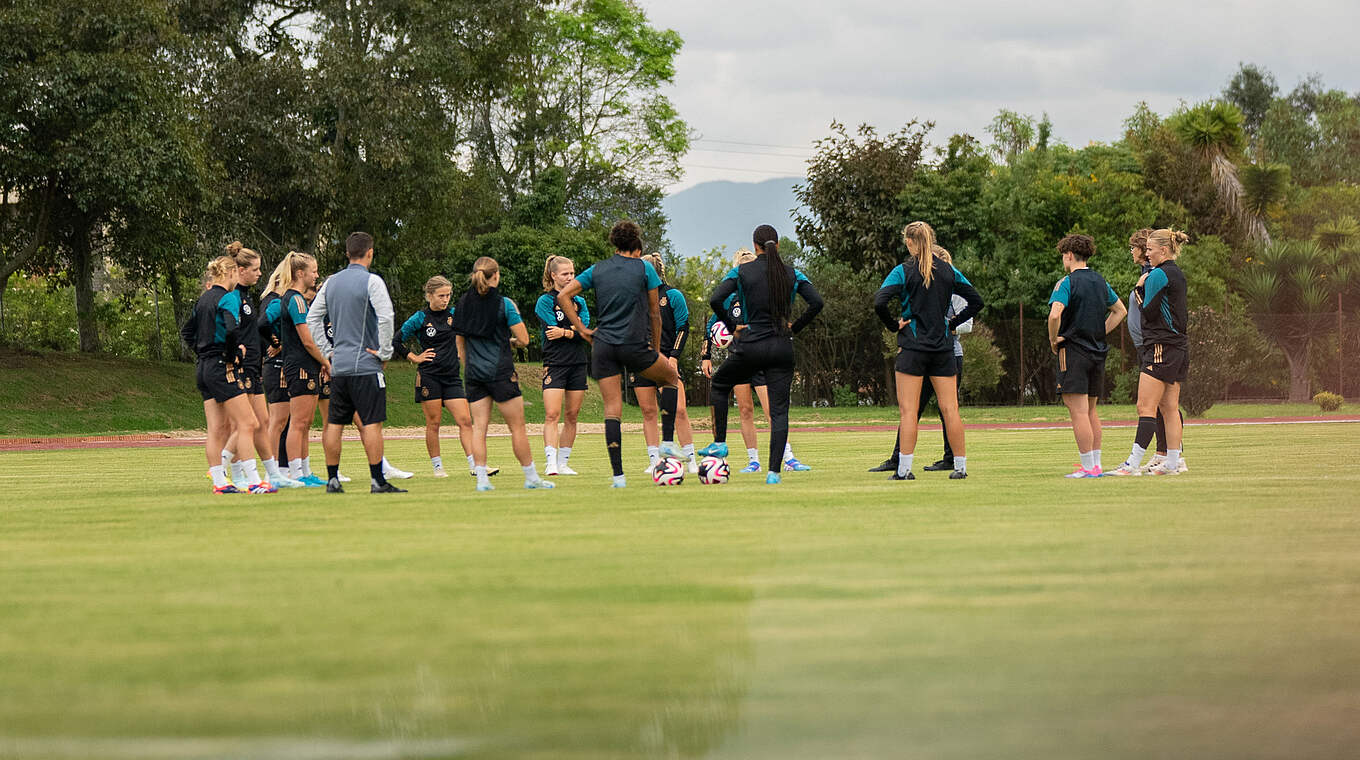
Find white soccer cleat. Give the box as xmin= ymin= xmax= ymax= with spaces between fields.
xmin=1149 ymin=462 xmax=1182 ymax=476
xmin=336 ymin=472 xmax=352 ymax=483
xmin=1177 ymin=458 xmax=1189 ymax=473
xmin=687 ymin=457 xmax=699 ymax=474
xmin=557 ymin=464 xmax=579 ymax=476
xmin=384 ymin=462 xmax=414 ymax=479
xmin=432 ymin=465 xmax=448 ymax=478
xmin=641 ymin=461 xmax=658 ymax=475
xmin=1141 ymin=454 xmax=1165 ymax=474
xmin=1107 ymin=463 xmax=1141 ymax=477
xmin=271 ymin=474 xmax=304 ymax=489
xmin=545 ymin=464 xmax=559 ymax=476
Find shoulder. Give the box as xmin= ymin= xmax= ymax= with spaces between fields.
xmin=723 ymin=266 xmax=740 ymax=280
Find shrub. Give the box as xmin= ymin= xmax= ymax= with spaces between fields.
xmin=958 ymin=323 xmax=1004 ymax=401
xmin=1313 ymin=391 xmax=1344 ymax=412
xmin=1183 ymin=306 xmax=1248 ymax=416
xmin=833 ymin=384 xmax=859 ymax=408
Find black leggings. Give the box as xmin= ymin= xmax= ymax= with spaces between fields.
xmin=891 ymin=355 xmax=962 ymax=460
xmin=710 ymin=337 xmax=794 ymax=468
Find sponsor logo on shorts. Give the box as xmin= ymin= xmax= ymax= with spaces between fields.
xmin=543 ymin=375 xmax=553 ymax=386
xmin=245 ymin=378 xmax=253 ymax=389
xmin=308 ymin=379 xmax=316 ymax=390
xmin=421 ymin=386 xmax=429 ymax=398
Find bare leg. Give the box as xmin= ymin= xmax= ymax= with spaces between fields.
xmin=447 ymin=398 xmax=475 ymax=460
xmin=204 ymin=400 xmax=227 ymax=467
xmin=222 ymin=395 xmax=259 ymax=462
xmin=675 ymin=381 xmax=693 ymax=448
xmin=286 ymin=394 xmax=318 ymax=464
xmin=930 ymin=375 xmax=965 ymax=458
xmin=636 ymin=386 xmax=660 ymax=448
xmin=469 ymin=397 xmax=493 ymax=467
xmin=248 ymin=394 xmax=272 ymax=460
xmin=1088 ymin=396 xmax=1102 ymax=453
xmin=1160 ymin=382 xmax=1183 ymax=450
xmin=895 ymin=372 xmax=925 ymax=455
xmin=542 ymin=388 xmax=564 ymax=451
xmin=734 ymin=384 xmax=758 ymax=453
xmin=421 ymin=399 xmax=443 ymax=459
xmin=322 ymin=422 xmax=343 ymax=468
xmin=1063 ymin=393 xmax=1093 ymax=453
xmin=562 ymin=390 xmax=584 ymax=449
xmin=497 ymin=396 xmax=533 ymax=467
xmin=357 ymin=421 xmax=384 ymax=465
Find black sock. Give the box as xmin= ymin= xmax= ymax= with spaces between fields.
xmin=660 ymin=386 xmax=677 ymax=442
xmin=1178 ymin=410 xmax=1185 ymax=452
xmin=278 ymin=423 xmax=289 ymax=463
xmin=327 ymin=464 xmax=339 ymax=480
xmin=1154 ymin=408 xmax=1167 ymax=453
xmin=369 ymin=462 xmax=387 ymax=486
xmin=1135 ymin=416 xmax=1158 ymax=449
xmin=605 ymin=417 xmax=623 ymax=477
xmin=710 ymin=389 xmax=729 ymax=444
xmin=890 ymin=430 xmax=900 ymax=460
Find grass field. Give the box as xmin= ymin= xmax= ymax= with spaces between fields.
xmin=2 ymin=423 xmax=1359 ymax=759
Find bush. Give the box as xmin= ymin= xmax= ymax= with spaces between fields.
xmin=958 ymin=323 xmax=1003 ymax=401
xmin=1183 ymin=306 xmax=1249 ymax=416
xmin=1313 ymin=391 xmax=1344 ymax=412
xmin=833 ymin=384 xmax=859 ymax=407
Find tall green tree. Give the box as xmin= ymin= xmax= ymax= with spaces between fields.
xmin=1169 ymin=101 xmax=1269 ymax=244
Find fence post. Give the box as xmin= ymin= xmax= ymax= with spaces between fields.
xmin=154 ymin=282 xmax=162 ymax=360
xmin=1018 ymin=300 xmax=1025 ymax=406
xmin=1340 ymin=294 xmax=1345 ymax=397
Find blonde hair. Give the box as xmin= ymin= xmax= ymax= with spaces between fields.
xmin=1147 ymin=229 xmax=1189 ymax=259
xmin=225 ymin=240 xmax=259 ymax=268
xmin=902 ymin=221 xmax=938 ymax=287
xmin=931 ymin=245 xmax=952 ymax=265
xmin=424 ymin=275 xmax=452 ymax=298
xmin=470 ymin=256 xmax=499 ymax=295
xmin=733 ymin=247 xmax=756 ymax=267
xmin=642 ymin=252 xmax=665 ymax=282
xmin=207 ymin=255 xmax=238 ymax=282
xmin=541 ymin=255 xmax=574 ymax=292
xmin=265 ymin=251 xmax=315 ymax=296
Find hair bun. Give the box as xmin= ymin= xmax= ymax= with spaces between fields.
xmin=1174 ymin=231 xmax=1190 ymax=245
xmin=225 ymin=241 xmax=243 ymax=255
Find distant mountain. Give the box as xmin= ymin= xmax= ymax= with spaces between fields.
xmin=661 ymin=177 xmax=804 ymax=257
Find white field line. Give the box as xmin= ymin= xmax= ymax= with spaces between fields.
xmin=0 ymin=736 xmax=477 ymax=760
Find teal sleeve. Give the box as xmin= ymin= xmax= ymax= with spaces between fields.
xmin=642 ymin=261 xmax=662 ymax=290
xmin=286 ymin=293 xmax=308 ymax=325
xmin=951 ymin=265 xmax=973 ymax=287
xmin=1143 ymin=268 xmax=1169 ymax=303
xmin=668 ymin=288 xmax=688 ymax=327
xmin=575 ymin=266 xmax=594 ymax=292
xmin=504 ymin=297 xmax=523 ymax=326
xmin=576 ymin=296 xmax=590 ymax=328
xmin=722 ymin=267 xmax=739 ymax=281
xmin=264 ymin=298 xmax=281 ymax=324
xmin=879 ymin=266 xmax=906 ymax=290
xmin=400 ymin=311 xmax=424 ymax=341
xmin=1048 ymin=277 xmax=1071 ymax=306
xmin=534 ymin=294 xmax=557 ymax=327
xmin=219 ymin=290 xmax=242 ymax=320
xmin=1106 ymin=283 xmax=1119 ymax=307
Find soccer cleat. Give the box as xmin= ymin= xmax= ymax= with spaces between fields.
xmin=213 ymin=484 xmax=241 ymax=494
xmin=611 ymin=475 xmax=627 ymax=488
xmin=949 ymin=470 xmax=968 ymax=480
xmin=476 ymin=482 xmax=495 ymax=492
xmin=641 ymin=461 xmax=658 ymax=475
xmin=557 ymin=464 xmax=579 ymax=476
xmin=325 ymin=478 xmax=344 ymax=493
xmin=1148 ymin=462 xmax=1181 ymax=476
xmin=783 ymin=458 xmax=811 ymax=472
xmin=271 ymin=474 xmax=304 ymax=488
xmin=299 ymin=474 xmax=326 ymax=488
xmin=545 ymin=464 xmax=559 ymax=476
xmin=1065 ymin=468 xmax=1101 ymax=479
xmin=889 ymin=471 xmax=915 ymax=480
xmin=659 ymin=441 xmax=682 ymax=459
xmin=1141 ymin=455 xmax=1166 ymax=474
xmin=1107 ymin=463 xmax=1141 ymax=477
xmin=335 ymin=472 xmax=352 ymax=483
xmin=740 ymin=461 xmax=761 ymax=474
xmin=868 ymin=458 xmax=897 ymax=472
xmin=371 ymin=481 xmax=408 ymax=493
xmin=765 ymin=472 xmax=781 ymax=485
xmin=432 ymin=465 xmax=448 ymax=478
xmin=696 ymin=442 xmax=729 ymax=458
xmin=1178 ymin=458 xmax=1189 ymax=473
xmin=383 ymin=462 xmax=414 ymax=479
xmin=922 ymin=459 xmax=954 ymax=472
xmin=246 ymin=481 xmax=278 ymax=494
xmin=687 ymin=457 xmax=699 ymax=474
xmin=468 ymin=467 xmax=500 ymax=477
xmin=525 ymin=479 xmax=555 ymax=490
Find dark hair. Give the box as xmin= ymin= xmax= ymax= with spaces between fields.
xmin=609 ymin=220 xmax=643 ymax=253
xmin=346 ymin=231 xmax=374 ymax=260
xmin=1057 ymin=234 xmax=1096 ymax=261
xmin=753 ymin=224 xmax=792 ymax=335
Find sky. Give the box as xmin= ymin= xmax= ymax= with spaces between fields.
xmin=636 ymin=0 xmax=1360 ymax=193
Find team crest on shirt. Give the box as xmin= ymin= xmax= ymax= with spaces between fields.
xmin=425 ymin=325 xmax=437 ymax=337
xmin=243 ymin=303 xmax=253 ymax=316
xmin=731 ymin=305 xmax=742 ymax=318
xmin=555 ymin=308 xmax=565 ymax=321
xmin=660 ymin=296 xmax=668 ymax=306
xmin=446 ymin=316 xmax=452 ymax=326
xmin=326 ymin=325 xmax=334 ymax=339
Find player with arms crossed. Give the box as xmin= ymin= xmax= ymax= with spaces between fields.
xmin=536 ymin=255 xmax=590 ymax=476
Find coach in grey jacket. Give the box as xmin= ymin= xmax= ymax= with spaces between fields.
xmin=307 ymin=231 xmax=404 ymax=493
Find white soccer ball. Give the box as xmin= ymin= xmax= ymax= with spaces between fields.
xmin=710 ymin=321 xmax=733 ymax=349
xmin=697 ymin=456 xmax=730 ymax=484
xmin=652 ymin=456 xmax=686 ymax=486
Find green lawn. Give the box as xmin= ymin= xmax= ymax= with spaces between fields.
xmin=2 ymin=424 xmax=1359 ymax=759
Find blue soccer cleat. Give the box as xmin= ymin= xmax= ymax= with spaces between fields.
xmin=476 ymin=482 xmax=495 ymax=492
xmin=611 ymin=475 xmax=627 ymax=488
xmin=525 ymin=479 xmax=555 ymax=489
xmin=740 ymin=461 xmax=761 ymax=474
xmin=783 ymin=458 xmax=811 ymax=472
xmin=765 ymin=472 xmax=781 ymax=485
xmin=299 ymin=474 xmax=326 ymax=488
xmin=696 ymin=442 xmax=729 ymax=459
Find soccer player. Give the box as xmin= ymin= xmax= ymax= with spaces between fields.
xmin=698 ymin=224 xmax=824 ymax=485
xmin=1047 ymin=234 xmax=1127 ymax=478
xmin=453 ymin=257 xmax=552 ymax=492
xmin=395 ymin=275 xmax=497 ymax=479
xmin=1111 ymin=229 xmax=1191 ymax=476
xmin=869 ymin=246 xmax=973 ymax=473
xmin=555 ymin=220 xmax=683 ymax=488
xmin=180 ymin=254 xmax=275 ymax=494
xmin=873 ymin=221 xmax=984 ymax=481
xmin=536 ymin=255 xmax=590 ymax=476
xmin=260 ymin=253 xmax=305 ymax=486
xmin=1126 ymin=229 xmax=1188 ymax=473
xmin=276 ymin=252 xmax=328 ymax=487
xmin=307 ymin=232 xmax=405 ymax=493
xmin=634 ymin=253 xmax=698 ymax=474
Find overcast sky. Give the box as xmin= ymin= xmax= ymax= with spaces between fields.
xmin=636 ymin=0 xmax=1360 ymax=193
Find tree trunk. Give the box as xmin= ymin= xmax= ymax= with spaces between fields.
xmin=167 ymin=263 xmax=192 ymax=361
xmin=72 ymin=223 xmax=99 ymax=353
xmin=1282 ymin=340 xmax=1311 ymax=402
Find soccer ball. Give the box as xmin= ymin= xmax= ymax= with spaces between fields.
xmin=697 ymin=456 xmax=730 ymax=484
xmin=709 ymin=321 xmax=733 ymax=348
xmin=652 ymin=456 xmax=686 ymax=486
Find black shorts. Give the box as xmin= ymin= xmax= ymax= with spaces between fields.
xmin=466 ymin=376 xmax=522 ymax=404
xmin=895 ymin=348 xmax=957 ymax=377
xmin=319 ymin=377 xmax=331 ymax=401
xmin=196 ymin=358 xmax=246 ymax=403
xmin=416 ymin=370 xmax=465 ymax=403
xmin=592 ymin=340 xmax=660 ymax=380
xmin=328 ymin=373 xmax=387 ymax=426
xmin=284 ymin=366 xmax=322 ymax=398
xmin=543 ymin=364 xmax=588 ymax=392
xmin=1056 ymin=345 xmax=1105 ymax=396
xmin=264 ymin=362 xmax=289 ymax=404
xmin=1142 ymin=342 xmax=1189 ymax=384
xmin=238 ymin=362 xmax=263 ymax=396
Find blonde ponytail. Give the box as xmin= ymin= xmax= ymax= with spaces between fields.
xmin=470 ymin=256 xmax=499 ymax=296
xmin=207 ymin=255 xmax=238 ymax=283
xmin=642 ymin=252 xmax=666 ymax=283
xmin=542 ymin=255 xmax=574 ymax=293
xmin=1148 ymin=228 xmax=1190 ymax=259
xmin=903 ymin=221 xmax=938 ymax=287
xmin=265 ymin=251 xmax=315 ymax=295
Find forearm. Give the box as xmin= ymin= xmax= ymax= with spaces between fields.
xmin=872 ymin=287 xmax=899 ymax=332
xmin=791 ymin=281 xmax=824 ymax=334
xmin=1047 ymin=315 xmax=1060 ymax=346
xmin=556 ymin=293 xmax=587 ymax=333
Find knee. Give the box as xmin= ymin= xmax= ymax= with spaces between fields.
xmin=563 ymin=409 xmax=578 ymax=425
xmin=544 ymin=409 xmax=561 ymax=424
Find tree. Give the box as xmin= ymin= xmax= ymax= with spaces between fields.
xmin=1223 ymin=63 xmax=1278 ymax=141
xmin=986 ymin=110 xmax=1037 ymax=164
xmin=1169 ymin=101 xmax=1269 ymax=244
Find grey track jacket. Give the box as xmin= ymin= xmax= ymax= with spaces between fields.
xmin=308 ymin=262 xmax=394 ymax=376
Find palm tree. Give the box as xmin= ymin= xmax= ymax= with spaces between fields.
xmin=1172 ymin=101 xmax=1272 ymax=244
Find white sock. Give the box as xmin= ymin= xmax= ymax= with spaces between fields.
xmin=262 ymin=458 xmax=280 ymax=480
xmin=522 ymin=463 xmax=539 ymax=484
xmin=746 ymin=447 xmax=759 ymax=463
xmin=1079 ymin=451 xmax=1094 ymax=471
xmin=242 ymin=459 xmax=261 ymax=485
xmin=545 ymin=445 xmax=557 ymax=464
xmin=1093 ymin=449 xmax=1102 ymax=470
xmin=647 ymin=445 xmax=659 ymax=464
xmin=682 ymin=443 xmax=695 ymax=458
xmin=1125 ymin=444 xmax=1146 ymax=469
xmin=784 ymin=442 xmax=795 ymax=461
xmin=468 ymin=454 xmax=477 ymax=473
xmin=221 ymin=448 xmax=234 ymax=466
xmin=230 ymin=460 xmax=246 ymax=485
xmin=302 ymin=456 xmax=313 ymax=477
xmin=559 ymin=446 xmax=572 ymax=464
xmin=1165 ymin=449 xmax=1181 ymax=469
xmin=475 ymin=465 xmax=489 ymax=487
xmin=209 ymin=465 xmax=229 ymax=487
xmin=431 ymin=456 xmax=443 ymax=470
xmin=289 ymin=458 xmax=303 ymax=479
xmin=953 ymin=455 xmax=966 ymax=473
xmin=897 ymin=453 xmax=914 ymax=477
